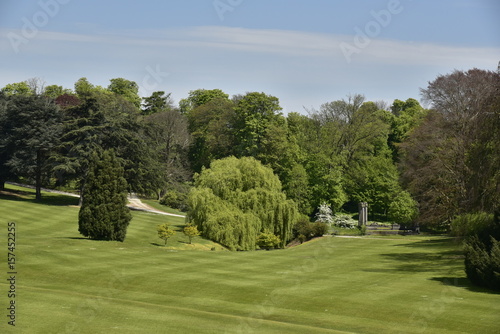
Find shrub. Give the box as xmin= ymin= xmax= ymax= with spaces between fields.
xmin=464 ymin=236 xmax=500 ymax=290
xmin=256 ymin=230 xmax=281 ymax=250
xmin=157 ymin=223 xmax=176 ymax=246
xmin=332 ymin=214 xmax=357 ymax=229
xmin=311 ymin=222 xmax=328 ymax=237
xmin=160 ymin=190 xmax=188 ymax=211
xmin=315 ymin=203 xmax=333 ymax=224
xmin=293 ymin=218 xmax=313 ymax=239
xmin=183 ymin=223 xmax=200 ymax=244
xmin=292 ymin=219 xmax=328 ymax=243
xmin=357 ymin=225 xmax=367 ymax=236
xmin=462 ymin=210 xmax=500 ymax=291
xmin=451 ymin=212 xmax=494 ymax=239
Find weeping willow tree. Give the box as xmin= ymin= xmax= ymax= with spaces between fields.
xmin=187 ymin=156 xmax=299 ymax=250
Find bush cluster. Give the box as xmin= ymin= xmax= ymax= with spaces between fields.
xmin=332 ymin=214 xmax=357 ymax=229
xmin=293 ymin=218 xmax=328 ymax=243
xmin=457 ymin=211 xmax=500 ymax=290
xmin=256 ymin=230 xmax=282 ymax=250
xmin=160 ymin=190 xmax=188 ymax=211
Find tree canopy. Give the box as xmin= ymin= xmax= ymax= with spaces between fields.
xmin=187 ymin=156 xmax=299 ymax=250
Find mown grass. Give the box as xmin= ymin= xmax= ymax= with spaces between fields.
xmin=0 ymin=184 xmax=499 ymax=333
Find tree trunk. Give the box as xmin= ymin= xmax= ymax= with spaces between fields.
xmin=0 ymin=180 xmax=5 ymax=191
xmin=35 ymin=150 xmax=42 ymax=201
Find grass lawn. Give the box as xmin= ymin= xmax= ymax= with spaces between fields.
xmin=1 ymin=184 xmax=499 ymax=333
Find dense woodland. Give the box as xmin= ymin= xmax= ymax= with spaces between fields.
xmin=1 ymin=69 xmax=498 ymax=225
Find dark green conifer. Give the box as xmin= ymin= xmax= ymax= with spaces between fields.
xmin=78 ymin=150 xmax=131 ymax=241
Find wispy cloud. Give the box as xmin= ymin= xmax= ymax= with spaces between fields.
xmin=3 ymin=25 xmax=497 ymax=66
xmin=1 ymin=25 xmax=498 ymax=112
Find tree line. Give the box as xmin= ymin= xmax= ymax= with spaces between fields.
xmin=1 ymin=69 xmax=498 ymax=228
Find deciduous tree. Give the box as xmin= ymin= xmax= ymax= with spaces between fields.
xmin=157 ymin=223 xmax=176 ymax=246
xmin=183 ymin=223 xmax=200 ymax=244
xmin=187 ymin=157 xmax=299 ymax=250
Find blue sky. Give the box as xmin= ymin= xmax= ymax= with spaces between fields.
xmin=1 ymin=0 xmax=499 ymax=113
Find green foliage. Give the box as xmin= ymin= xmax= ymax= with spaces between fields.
xmin=188 ymin=156 xmax=299 ymax=250
xmin=54 ymin=88 xmax=164 ymax=197
xmin=187 ymin=97 xmax=236 ymax=171
xmin=142 ymin=91 xmax=174 ymax=115
xmin=306 ymin=154 xmax=347 ymax=213
xmin=358 ymin=225 xmax=367 ymax=236
xmin=107 ymin=78 xmax=141 ymax=109
xmin=159 ymin=189 xmax=188 ymax=211
xmin=332 ymin=214 xmax=357 ymax=229
xmin=388 ymin=98 xmax=427 ymax=160
xmin=44 ymin=85 xmax=72 ymax=99
xmin=183 ymin=223 xmax=200 ymax=244
xmin=461 ymin=211 xmax=500 ymax=290
xmin=312 ymin=222 xmax=329 ymax=237
xmin=1 ymin=94 xmax=63 ymax=200
xmin=345 ymin=154 xmax=402 ymax=216
xmin=451 ymin=212 xmax=495 ymax=238
xmin=256 ymin=229 xmax=281 ymax=250
xmin=315 ymin=202 xmax=333 ymax=224
xmin=78 ymin=150 xmax=132 ymax=241
xmin=283 ymin=163 xmax=312 ymax=215
xmin=180 ymin=88 xmax=229 ymax=114
xmin=464 ymin=236 xmax=500 ymax=290
xmin=292 ymin=218 xmax=328 ymax=243
xmin=293 ymin=218 xmax=313 ymax=242
xmin=387 ymin=191 xmax=419 ymax=225
xmin=157 ymin=223 xmax=176 ymax=245
xmin=233 ymin=92 xmax=283 ymax=157
xmin=1 ymin=81 xmax=33 ymax=96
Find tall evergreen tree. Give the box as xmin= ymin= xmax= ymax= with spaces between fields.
xmin=78 ymin=150 xmax=131 ymax=242
xmin=0 ymin=94 xmax=62 ymax=199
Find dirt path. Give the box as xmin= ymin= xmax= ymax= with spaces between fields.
xmin=127 ymin=194 xmax=186 ymax=218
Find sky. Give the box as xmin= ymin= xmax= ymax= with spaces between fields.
xmin=1 ymin=0 xmax=499 ymax=113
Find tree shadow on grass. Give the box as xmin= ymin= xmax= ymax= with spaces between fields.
xmin=150 ymin=242 xmax=165 ymax=247
xmin=0 ymin=190 xmax=79 ymax=206
xmin=393 ymin=237 xmax=461 ymax=249
xmin=430 ymin=277 xmax=500 ymax=295
xmin=56 ymin=237 xmax=90 ymax=240
xmin=363 ymin=238 xmax=464 ymax=274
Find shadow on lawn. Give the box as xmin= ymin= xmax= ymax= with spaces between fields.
xmin=0 ymin=189 xmax=79 ymax=206
xmin=364 ymin=237 xmax=500 ymax=295
xmin=430 ymin=277 xmax=500 ymax=295
xmin=363 ymin=238 xmax=464 ymax=274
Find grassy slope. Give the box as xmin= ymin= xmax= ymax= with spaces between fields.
xmin=1 ymin=185 xmax=499 ymax=334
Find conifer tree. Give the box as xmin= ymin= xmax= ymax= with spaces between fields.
xmin=78 ymin=150 xmax=131 ymax=241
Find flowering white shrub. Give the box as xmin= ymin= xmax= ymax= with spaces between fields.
xmin=332 ymin=214 xmax=357 ymax=229
xmin=315 ymin=202 xmax=333 ymax=224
